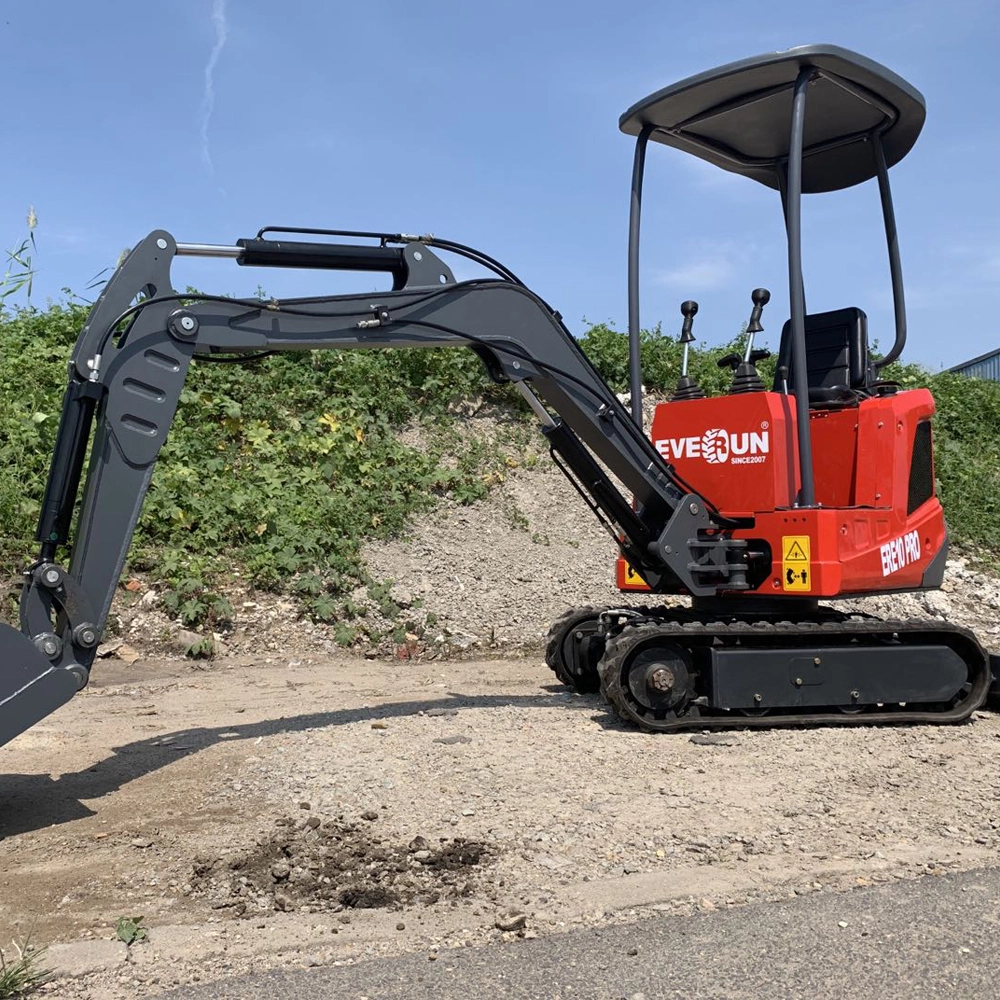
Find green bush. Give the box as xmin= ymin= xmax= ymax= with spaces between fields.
xmin=578 ymin=321 xmax=754 ymax=397
xmin=0 ymin=301 xmax=507 ymax=623
xmin=2 ymin=303 xmax=999 ymax=630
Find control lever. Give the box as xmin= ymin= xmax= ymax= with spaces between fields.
xmin=670 ymin=300 xmax=706 ymax=401
xmin=726 ymin=288 xmax=771 ymax=394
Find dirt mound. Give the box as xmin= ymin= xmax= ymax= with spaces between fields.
xmin=190 ymin=812 xmax=492 ymax=917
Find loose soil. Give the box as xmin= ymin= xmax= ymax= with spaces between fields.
xmin=3 ymin=455 xmax=1000 ymax=998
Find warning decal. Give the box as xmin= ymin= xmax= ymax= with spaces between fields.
xmin=781 ymin=535 xmax=811 ymax=591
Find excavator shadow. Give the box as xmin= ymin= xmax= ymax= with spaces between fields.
xmin=0 ymin=689 xmax=601 ymax=838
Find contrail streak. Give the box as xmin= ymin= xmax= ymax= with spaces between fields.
xmin=199 ymin=0 xmax=229 ymax=173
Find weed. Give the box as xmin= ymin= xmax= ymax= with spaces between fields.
xmin=0 ymin=209 xmax=38 ymax=308
xmin=0 ymin=937 xmax=51 ymax=997
xmin=185 ymin=637 xmax=216 ymax=659
xmin=115 ymin=916 xmax=147 ymax=947
xmin=504 ymin=504 xmax=530 ymax=533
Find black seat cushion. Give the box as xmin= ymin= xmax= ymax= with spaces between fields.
xmin=774 ymin=307 xmax=870 ymax=400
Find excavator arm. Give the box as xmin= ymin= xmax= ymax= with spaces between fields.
xmin=0 ymin=229 xmax=754 ymax=749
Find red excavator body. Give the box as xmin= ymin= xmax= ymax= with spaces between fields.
xmin=618 ymin=387 xmax=945 ymax=597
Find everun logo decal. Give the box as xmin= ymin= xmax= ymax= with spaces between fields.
xmin=700 ymin=428 xmax=730 ymax=464
xmin=654 ymin=428 xmax=770 ymax=466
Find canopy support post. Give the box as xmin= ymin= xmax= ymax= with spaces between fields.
xmin=872 ymin=132 xmax=907 ymax=369
xmin=627 ymin=126 xmax=653 ymax=429
xmin=785 ymin=68 xmax=817 ymax=509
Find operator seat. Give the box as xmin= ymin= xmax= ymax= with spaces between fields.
xmin=773 ymin=306 xmax=872 ymax=406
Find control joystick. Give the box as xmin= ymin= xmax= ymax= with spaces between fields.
xmin=670 ymin=300 xmax=707 ymax=401
xmin=723 ymin=288 xmax=772 ymax=394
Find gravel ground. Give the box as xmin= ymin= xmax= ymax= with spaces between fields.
xmin=14 ymin=652 xmax=1000 ymax=999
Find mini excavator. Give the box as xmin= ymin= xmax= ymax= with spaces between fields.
xmin=0 ymin=45 xmax=992 ymax=746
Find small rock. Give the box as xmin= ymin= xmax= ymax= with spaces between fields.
xmin=495 ymin=910 xmax=527 ymax=932
xmin=434 ymin=735 xmax=472 ymax=745
xmin=96 ymin=640 xmax=123 ymax=658
xmin=47 ymin=940 xmax=129 ymax=978
xmin=396 ymin=922 xmax=406 ymax=931
xmin=426 ymin=707 xmax=459 ymax=717
xmin=117 ymin=644 xmax=141 ymax=666
xmin=689 ymin=733 xmax=741 ymax=746
xmin=306 ymin=816 xmax=321 ymax=829
xmin=361 ymin=810 xmax=379 ymax=822
xmin=428 ymin=952 xmax=438 ymax=961
xmin=446 ymin=632 xmax=479 ymax=650
xmin=130 ymin=838 xmax=153 ymax=849
xmin=270 ymin=861 xmax=291 ymax=881
xmin=627 ymin=946 xmax=639 ymax=957
xmin=299 ymin=802 xmax=311 ymax=810
xmin=838 ymin=920 xmax=849 ymax=929
xmin=371 ymin=721 xmax=389 ymax=730
xmin=275 ymin=893 xmax=295 ymax=912
xmin=699 ymin=898 xmax=716 ymax=911
xmin=171 ymin=629 xmax=203 ymax=655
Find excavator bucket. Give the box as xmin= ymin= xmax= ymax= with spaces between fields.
xmin=0 ymin=623 xmax=80 ymax=749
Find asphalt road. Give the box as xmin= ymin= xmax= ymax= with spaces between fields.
xmin=157 ymin=866 xmax=1000 ymax=999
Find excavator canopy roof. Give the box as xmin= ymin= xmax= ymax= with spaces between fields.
xmin=619 ymin=44 xmax=925 ymax=193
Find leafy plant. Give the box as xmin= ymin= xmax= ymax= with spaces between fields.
xmin=115 ymin=915 xmax=147 ymax=947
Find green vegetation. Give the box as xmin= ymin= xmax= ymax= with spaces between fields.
xmin=0 ymin=299 xmax=515 ymax=626
xmin=890 ymin=362 xmax=1000 ymax=557
xmin=0 ymin=938 xmax=50 ymax=998
xmin=115 ymin=915 xmax=147 ymax=947
xmin=2 ymin=302 xmax=999 ymax=629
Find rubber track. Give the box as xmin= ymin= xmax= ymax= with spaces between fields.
xmin=545 ymin=606 xmax=604 ymax=693
xmin=598 ymin=615 xmax=991 ymax=732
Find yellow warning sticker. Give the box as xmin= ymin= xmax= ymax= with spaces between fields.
xmin=781 ymin=535 xmax=811 ymax=591
xmin=624 ymin=563 xmax=643 ymax=584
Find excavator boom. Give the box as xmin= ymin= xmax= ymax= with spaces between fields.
xmin=0 ymin=229 xmax=751 ymax=749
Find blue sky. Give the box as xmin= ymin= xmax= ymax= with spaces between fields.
xmin=1 ymin=0 xmax=998 ymax=369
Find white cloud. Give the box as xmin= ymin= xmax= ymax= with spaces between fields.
xmin=657 ymin=257 xmax=735 ymax=291
xmin=199 ymin=0 xmax=229 ymax=174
